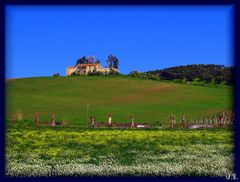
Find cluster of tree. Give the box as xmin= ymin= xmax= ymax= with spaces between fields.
xmin=76 ymin=54 xmax=119 ymax=69
xmin=87 ymin=69 xmax=120 ymax=76
xmin=128 ymin=64 xmax=234 ymax=85
xmin=128 ymin=70 xmax=160 ymax=80
xmin=76 ymin=56 xmax=100 ymax=65
xmin=53 ymin=73 xmax=60 ymax=77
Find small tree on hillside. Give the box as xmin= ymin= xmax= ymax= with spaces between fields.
xmin=113 ymin=57 xmax=119 ymax=69
xmin=106 ymin=54 xmax=119 ymax=69
xmin=106 ymin=54 xmax=113 ymax=68
xmin=128 ymin=71 xmax=142 ymax=77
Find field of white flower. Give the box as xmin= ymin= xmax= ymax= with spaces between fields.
xmin=6 ymin=127 xmax=234 ymax=176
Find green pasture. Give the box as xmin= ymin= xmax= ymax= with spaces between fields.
xmin=6 ymin=76 xmax=233 ymax=126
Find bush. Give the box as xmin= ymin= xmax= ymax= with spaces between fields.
xmin=107 ymin=69 xmax=120 ymax=76
xmin=95 ymin=71 xmax=105 ymax=76
xmin=53 ymin=73 xmax=60 ymax=77
xmin=70 ymin=72 xmax=78 ymax=76
xmin=88 ymin=71 xmax=105 ymax=76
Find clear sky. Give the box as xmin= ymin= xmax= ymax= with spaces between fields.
xmin=5 ymin=5 xmax=233 ymax=78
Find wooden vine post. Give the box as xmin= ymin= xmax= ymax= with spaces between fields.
xmin=12 ymin=113 xmax=17 ymax=126
xmin=35 ymin=112 xmax=40 ymax=126
xmin=130 ymin=116 xmax=134 ymax=128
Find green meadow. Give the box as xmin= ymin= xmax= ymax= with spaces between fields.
xmin=6 ymin=76 xmax=233 ymax=126
xmin=5 ymin=76 xmax=234 ymax=176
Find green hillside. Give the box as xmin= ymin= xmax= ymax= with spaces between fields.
xmin=6 ymin=76 xmax=233 ymax=126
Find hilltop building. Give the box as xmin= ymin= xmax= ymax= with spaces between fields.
xmin=66 ymin=63 xmax=119 ymax=76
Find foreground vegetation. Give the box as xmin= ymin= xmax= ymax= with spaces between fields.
xmin=6 ymin=126 xmax=234 ymax=176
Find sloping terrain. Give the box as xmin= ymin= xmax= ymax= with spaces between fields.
xmin=6 ymin=76 xmax=233 ymax=126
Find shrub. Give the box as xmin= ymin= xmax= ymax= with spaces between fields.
xmin=53 ymin=73 xmax=60 ymax=77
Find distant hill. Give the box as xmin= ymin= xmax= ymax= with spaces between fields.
xmin=6 ymin=76 xmax=233 ymax=126
xmin=129 ymin=64 xmax=234 ymax=85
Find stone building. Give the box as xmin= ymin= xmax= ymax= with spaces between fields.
xmin=66 ymin=63 xmax=119 ymax=76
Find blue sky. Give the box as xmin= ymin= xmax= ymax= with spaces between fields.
xmin=5 ymin=5 xmax=233 ymax=78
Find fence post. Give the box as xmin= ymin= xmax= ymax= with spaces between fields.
xmin=12 ymin=113 xmax=17 ymax=126
xmin=181 ymin=113 xmax=186 ymax=127
xmin=90 ymin=116 xmax=95 ymax=127
xmin=35 ymin=112 xmax=40 ymax=126
xmin=169 ymin=113 xmax=175 ymax=128
xmin=51 ymin=114 xmax=56 ymax=126
xmin=130 ymin=116 xmax=134 ymax=128
xmin=108 ymin=113 xmax=112 ymax=126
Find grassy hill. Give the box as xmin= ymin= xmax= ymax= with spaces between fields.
xmin=6 ymin=76 xmax=233 ymax=126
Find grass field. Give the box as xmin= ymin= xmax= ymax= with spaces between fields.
xmin=5 ymin=76 xmax=234 ymax=176
xmin=6 ymin=76 xmax=233 ymax=126
xmin=6 ymin=126 xmax=234 ymax=176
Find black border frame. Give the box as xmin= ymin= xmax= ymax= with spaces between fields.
xmin=1 ymin=0 xmax=239 ymax=181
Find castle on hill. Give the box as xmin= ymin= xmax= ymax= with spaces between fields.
xmin=66 ymin=55 xmax=119 ymax=76
xmin=66 ymin=62 xmax=119 ymax=76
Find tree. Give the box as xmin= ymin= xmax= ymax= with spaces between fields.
xmin=106 ymin=54 xmax=119 ymax=69
xmin=53 ymin=73 xmax=60 ymax=77
xmin=113 ymin=57 xmax=119 ymax=69
xmin=142 ymin=64 xmax=233 ymax=85
xmin=106 ymin=54 xmax=113 ymax=68
xmin=96 ymin=59 xmax=101 ymax=64
xmin=192 ymin=77 xmax=200 ymax=83
xmin=88 ymin=56 xmax=95 ymax=64
xmin=128 ymin=71 xmax=142 ymax=77
xmin=181 ymin=77 xmax=187 ymax=84
xmin=76 ymin=56 xmax=88 ymax=65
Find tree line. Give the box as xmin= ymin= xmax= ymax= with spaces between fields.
xmin=128 ymin=64 xmax=234 ymax=85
